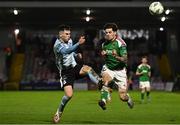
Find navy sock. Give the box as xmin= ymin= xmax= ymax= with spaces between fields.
xmin=58 ymin=95 xmax=71 ymax=113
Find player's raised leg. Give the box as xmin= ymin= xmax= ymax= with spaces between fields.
xmin=117 ymin=76 xmax=134 ymax=109
xmin=80 ymin=65 xmax=103 ymax=88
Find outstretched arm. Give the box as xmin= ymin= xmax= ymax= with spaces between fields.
xmin=60 ymin=42 xmax=80 ymax=54
xmin=57 ymin=36 xmax=85 ymax=54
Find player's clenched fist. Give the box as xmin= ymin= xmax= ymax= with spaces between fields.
xmin=101 ymin=50 xmax=107 ymax=56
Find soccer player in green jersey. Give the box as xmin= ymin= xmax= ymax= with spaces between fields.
xmin=98 ymin=23 xmax=134 ymax=110
xmin=136 ymin=56 xmax=151 ymax=103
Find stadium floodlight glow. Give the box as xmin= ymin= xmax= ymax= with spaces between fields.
xmin=14 ymin=29 xmax=19 ymax=35
xmin=13 ymin=9 xmax=18 ymax=15
xmin=86 ymin=9 xmax=91 ymax=15
xmin=85 ymin=16 xmax=90 ymax=22
xmin=161 ymin=16 xmax=166 ymax=22
xmin=165 ymin=9 xmax=170 ymax=15
xmin=159 ymin=27 xmax=164 ymax=31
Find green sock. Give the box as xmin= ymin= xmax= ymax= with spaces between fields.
xmin=100 ymin=86 xmax=109 ymax=102
xmin=141 ymin=92 xmax=145 ymax=100
xmin=147 ymin=91 xmax=150 ymax=98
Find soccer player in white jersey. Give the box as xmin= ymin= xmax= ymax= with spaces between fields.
xmin=53 ymin=24 xmax=101 ymax=123
xmin=136 ymin=56 xmax=151 ymax=103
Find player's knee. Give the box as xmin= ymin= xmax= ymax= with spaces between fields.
xmin=82 ymin=65 xmax=92 ymax=73
xmin=66 ymin=93 xmax=73 ymax=98
xmin=120 ymin=93 xmax=129 ymax=102
xmin=147 ymin=88 xmax=151 ymax=91
xmin=102 ymin=73 xmax=112 ymax=83
xmin=141 ymin=89 xmax=145 ymax=93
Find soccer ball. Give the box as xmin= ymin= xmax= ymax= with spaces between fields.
xmin=149 ymin=2 xmax=164 ymax=15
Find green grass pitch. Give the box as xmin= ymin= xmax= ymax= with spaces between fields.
xmin=0 ymin=90 xmax=180 ymax=124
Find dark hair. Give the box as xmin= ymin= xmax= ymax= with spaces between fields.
xmin=58 ymin=24 xmax=71 ymax=32
xmin=103 ymin=23 xmax=118 ymax=31
xmin=142 ymin=55 xmax=148 ymax=59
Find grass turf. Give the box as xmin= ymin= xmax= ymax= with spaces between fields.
xmin=0 ymin=90 xmax=180 ymax=124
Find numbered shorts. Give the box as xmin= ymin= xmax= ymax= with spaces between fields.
xmin=139 ymin=81 xmax=150 ymax=89
xmin=101 ymin=65 xmax=127 ymax=90
xmin=59 ymin=64 xmax=83 ymax=88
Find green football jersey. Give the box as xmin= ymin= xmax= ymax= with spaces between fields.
xmin=102 ymin=38 xmax=127 ymax=70
xmin=137 ymin=64 xmax=151 ymax=82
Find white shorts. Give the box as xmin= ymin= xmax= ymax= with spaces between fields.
xmin=101 ymin=65 xmax=127 ymax=90
xmin=139 ymin=81 xmax=150 ymax=89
